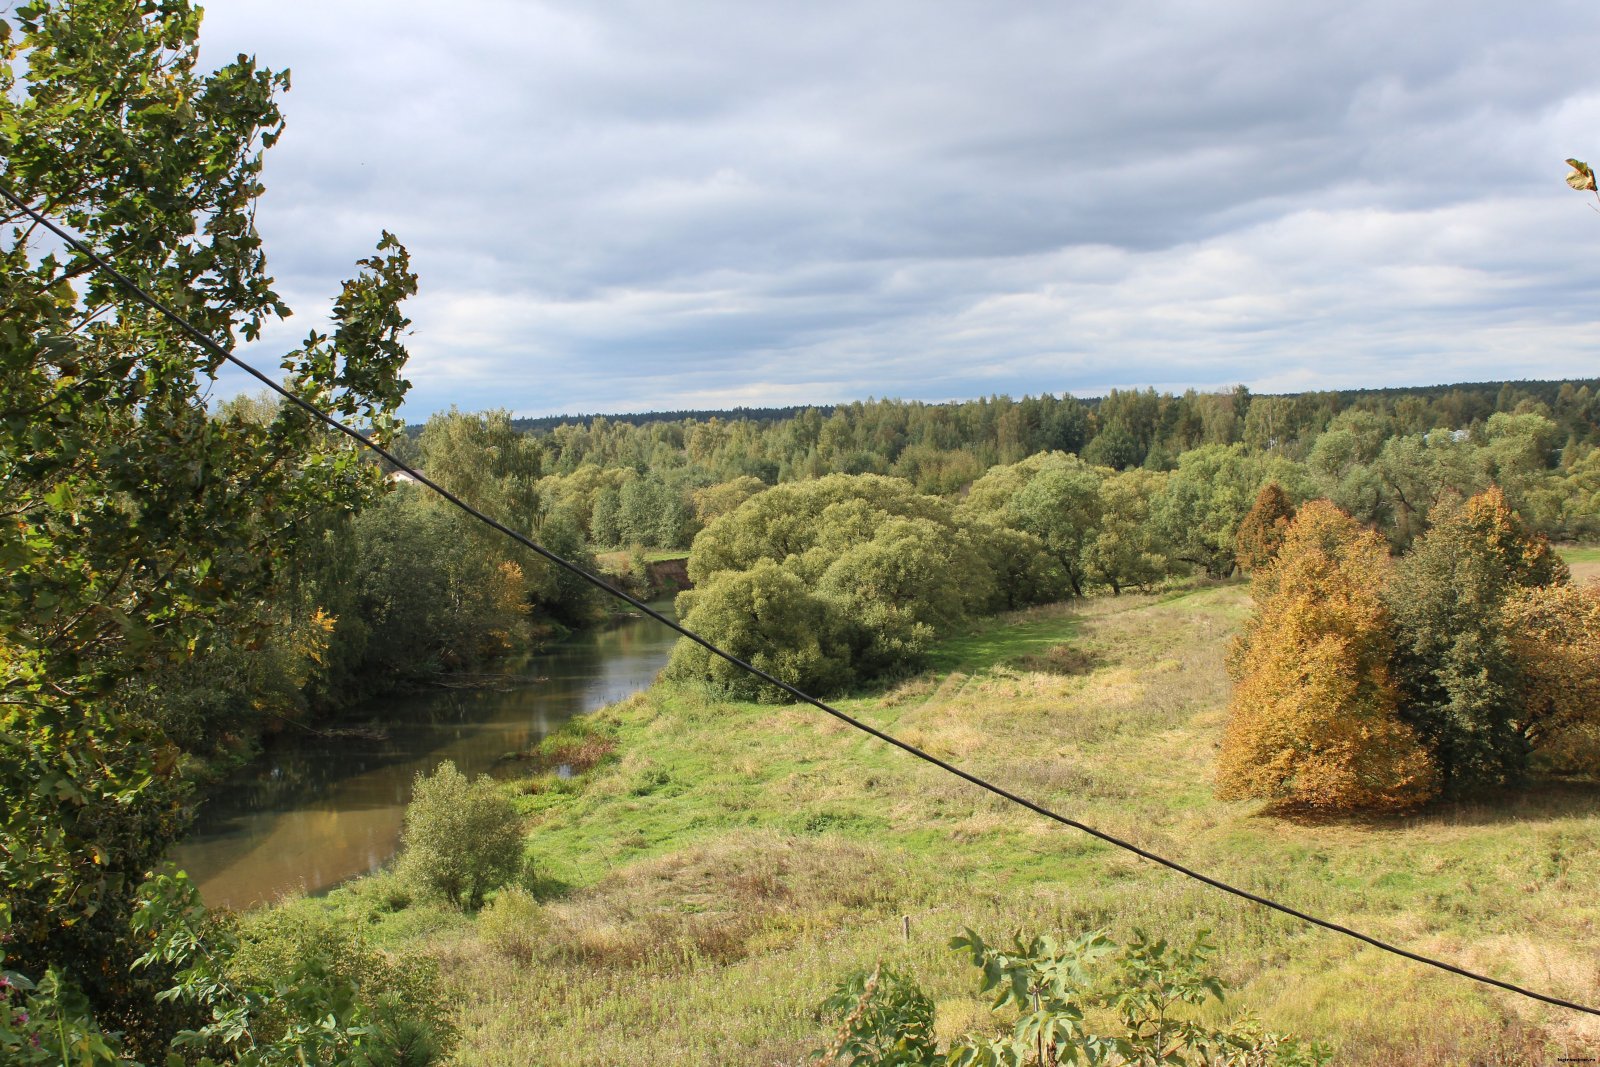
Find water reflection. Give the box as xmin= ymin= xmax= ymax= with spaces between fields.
xmin=169 ymin=606 xmax=679 ymax=909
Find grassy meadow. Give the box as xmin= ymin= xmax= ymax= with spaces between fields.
xmin=1562 ymin=544 xmax=1600 ymax=584
xmin=299 ymin=564 xmax=1600 ymax=1066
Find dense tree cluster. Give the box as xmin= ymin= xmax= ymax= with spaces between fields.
xmin=517 ymin=378 xmax=1600 ymax=558
xmin=666 ymin=475 xmax=1062 ymax=698
xmin=136 ymin=405 xmax=603 ymax=780
xmin=665 ymin=414 xmax=1600 ymax=708
xmin=1384 ymin=489 xmax=1569 ymax=794
xmin=1222 ymin=489 xmax=1598 ymax=811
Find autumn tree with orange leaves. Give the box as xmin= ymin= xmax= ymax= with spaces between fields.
xmin=1218 ymin=500 xmax=1437 ymax=811
xmin=1234 ymin=482 xmax=1296 ymax=573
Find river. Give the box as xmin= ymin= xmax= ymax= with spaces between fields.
xmin=168 ymin=605 xmax=680 ymax=910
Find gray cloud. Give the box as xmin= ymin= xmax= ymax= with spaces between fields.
xmin=199 ymin=1 xmax=1600 ymax=418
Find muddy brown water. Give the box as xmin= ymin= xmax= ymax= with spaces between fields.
xmin=168 ymin=605 xmax=679 ymax=909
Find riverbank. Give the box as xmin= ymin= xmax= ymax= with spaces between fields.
xmin=291 ymin=576 xmax=1600 ymax=1064
xmin=594 ymin=547 xmax=692 ymax=599
xmin=170 ymin=604 xmax=681 ymax=909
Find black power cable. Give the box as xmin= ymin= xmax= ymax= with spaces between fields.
xmin=4 ymin=180 xmax=1597 ymax=1019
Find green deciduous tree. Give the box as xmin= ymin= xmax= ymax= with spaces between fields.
xmin=1384 ymin=487 xmax=1567 ymax=794
xmin=818 ymin=516 xmax=991 ymax=674
xmin=1081 ymin=468 xmax=1171 ymax=595
xmin=1008 ymin=460 xmax=1103 ymax=597
xmin=690 ymin=474 xmax=767 ymax=525
xmin=350 ymin=496 xmax=531 ymax=673
xmin=667 ymin=560 xmax=855 ymax=701
xmin=1 ymin=0 xmax=416 ymax=1045
xmin=1372 ymin=431 xmax=1493 ymax=547
xmin=1305 ymin=410 xmax=1391 ymax=533
xmin=1151 ymin=444 xmax=1266 ymax=579
xmin=398 ymin=761 xmax=524 ymax=909
xmin=418 ymin=408 xmax=543 ymax=535
xmin=958 ymin=452 xmax=1106 ymax=596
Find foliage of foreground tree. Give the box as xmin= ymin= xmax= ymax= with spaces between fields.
xmin=0 ymin=0 xmax=422 ymax=1052
xmin=1 ymin=873 xmax=452 ymax=1065
xmin=812 ymin=928 xmax=1329 ymax=1066
xmin=1218 ymin=502 xmax=1437 ymax=811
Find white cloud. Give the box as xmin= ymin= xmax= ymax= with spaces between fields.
xmin=192 ymin=0 xmax=1600 ymax=417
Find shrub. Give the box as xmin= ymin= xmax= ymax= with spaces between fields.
xmin=477 ymin=888 xmax=547 ymax=966
xmin=399 ymin=761 xmax=524 ymax=908
xmin=812 ymin=927 xmax=1329 ymax=1066
xmin=229 ymin=896 xmax=455 ymax=1058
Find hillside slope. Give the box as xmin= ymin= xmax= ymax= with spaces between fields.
xmin=321 ymin=581 xmax=1600 ymax=1065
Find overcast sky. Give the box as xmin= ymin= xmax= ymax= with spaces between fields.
xmin=196 ymin=1 xmax=1600 ymax=420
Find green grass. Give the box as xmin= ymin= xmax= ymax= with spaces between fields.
xmin=593 ymin=547 xmax=691 ymax=569
xmin=308 ymin=584 xmax=1600 ymax=1065
xmin=1557 ymin=544 xmax=1600 ymax=586
xmin=922 ymin=600 xmax=1081 ymax=673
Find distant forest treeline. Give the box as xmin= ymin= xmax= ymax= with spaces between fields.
xmin=472 ymin=378 xmax=1600 ymax=483
xmin=497 ymin=378 xmax=1600 ymax=453
xmin=384 ymin=379 xmax=1600 ymax=554
xmin=504 ymin=404 xmax=839 ymax=435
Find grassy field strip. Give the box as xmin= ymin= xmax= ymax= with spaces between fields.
xmin=1558 ymin=544 xmax=1600 ymax=584
xmin=309 ymin=580 xmax=1600 ymax=1064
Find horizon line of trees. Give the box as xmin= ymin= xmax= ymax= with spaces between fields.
xmin=480 ymin=380 xmax=1600 ymax=571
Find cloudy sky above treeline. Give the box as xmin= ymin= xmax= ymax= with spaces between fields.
xmin=198 ymin=1 xmax=1600 ymax=419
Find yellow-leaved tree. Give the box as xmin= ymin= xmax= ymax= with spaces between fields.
xmin=1218 ymin=500 xmax=1437 ymax=810
xmin=1500 ymin=581 xmax=1600 ymax=772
